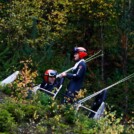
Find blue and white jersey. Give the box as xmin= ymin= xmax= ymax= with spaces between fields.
xmin=66 ymin=59 xmax=87 ymax=94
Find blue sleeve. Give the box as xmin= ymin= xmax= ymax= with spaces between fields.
xmin=66 ymin=63 xmax=86 ymax=79
xmin=40 ymin=81 xmax=45 ymax=88
xmin=54 ymin=78 xmax=64 ymax=88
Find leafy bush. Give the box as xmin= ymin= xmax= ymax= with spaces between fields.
xmin=36 ymin=92 xmax=53 ymax=106
xmin=1 ymin=85 xmax=12 ymax=95
xmin=0 ymin=108 xmax=17 ymax=132
xmin=0 ymin=98 xmax=25 ymax=122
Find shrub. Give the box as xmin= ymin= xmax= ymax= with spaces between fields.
xmin=1 ymin=98 xmax=25 ymax=122
xmin=0 ymin=108 xmax=17 ymax=132
xmin=1 ymin=85 xmax=12 ymax=95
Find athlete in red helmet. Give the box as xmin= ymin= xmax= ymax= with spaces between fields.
xmin=61 ymin=47 xmax=88 ymax=103
xmin=27 ymin=69 xmax=63 ymax=98
xmin=44 ymin=69 xmax=57 ymax=83
xmin=40 ymin=69 xmax=58 ymax=91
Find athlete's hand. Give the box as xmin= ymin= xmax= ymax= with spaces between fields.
xmin=61 ymin=72 xmax=67 ymax=77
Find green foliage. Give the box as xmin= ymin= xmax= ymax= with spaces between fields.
xmin=36 ymin=92 xmax=53 ymax=106
xmin=1 ymin=85 xmax=12 ymax=95
xmin=64 ymin=104 xmax=77 ymax=124
xmin=0 ymin=98 xmax=25 ymax=122
xmin=21 ymin=103 xmax=45 ymax=121
xmin=0 ymin=108 xmax=17 ymax=132
xmin=0 ymin=89 xmax=133 ymax=133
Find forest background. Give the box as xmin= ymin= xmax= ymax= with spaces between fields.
xmin=0 ymin=0 xmax=134 ymax=133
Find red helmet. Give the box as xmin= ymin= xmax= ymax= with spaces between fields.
xmin=44 ymin=69 xmax=57 ymax=83
xmin=74 ymin=47 xmax=88 ymax=59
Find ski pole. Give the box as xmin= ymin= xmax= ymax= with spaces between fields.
xmin=76 ymin=73 xmax=134 ymax=104
xmin=85 ymin=53 xmax=103 ymax=63
xmin=85 ymin=50 xmax=102 ymax=62
xmin=57 ymin=50 xmax=103 ymax=78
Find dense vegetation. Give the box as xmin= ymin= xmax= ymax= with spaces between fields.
xmin=0 ymin=0 xmax=134 ymax=133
